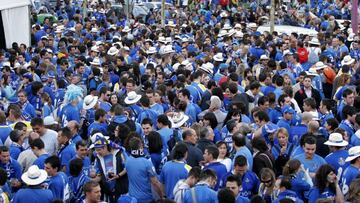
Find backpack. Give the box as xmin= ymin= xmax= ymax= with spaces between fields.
xmin=297 ymin=47 xmax=309 ymax=64
xmin=308 ymin=47 xmax=319 ymax=64
xmin=167 ymin=129 xmax=180 ymax=152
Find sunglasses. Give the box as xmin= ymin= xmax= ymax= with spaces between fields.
xmin=261 ymin=179 xmax=272 ymax=184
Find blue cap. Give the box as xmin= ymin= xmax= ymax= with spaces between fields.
xmin=41 ymin=75 xmax=48 ymax=82
xmin=282 ymin=105 xmax=295 ymax=114
xmin=47 ymin=71 xmax=56 ymax=78
xmin=219 ymin=63 xmax=229 ymax=70
xmin=23 ymin=72 xmax=32 ymax=80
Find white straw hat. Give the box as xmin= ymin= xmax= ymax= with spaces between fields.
xmin=124 ymin=91 xmax=142 ymax=105
xmin=21 ymin=165 xmax=48 ymax=186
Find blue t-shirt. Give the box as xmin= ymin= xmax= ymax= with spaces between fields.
xmin=48 ymin=172 xmax=69 ymax=200
xmin=203 ymin=162 xmax=227 ymax=191
xmin=58 ymin=143 xmax=76 ymax=175
xmin=157 ymin=128 xmax=175 ymax=154
xmin=69 ymin=172 xmax=91 ymax=203
xmin=33 ymin=154 xmax=50 ymax=169
xmin=125 ymin=156 xmax=157 ymax=203
xmin=12 ymin=188 xmax=53 ymax=203
xmin=88 ymin=122 xmax=108 ymax=137
xmin=183 ymin=184 xmax=218 ymax=203
xmin=0 ymin=125 xmax=12 ymax=143
xmin=220 ymin=170 xmax=259 ymax=199
xmin=60 ymin=104 xmax=81 ymax=126
xmin=160 ymin=161 xmax=190 ymax=199
xmin=293 ymin=153 xmax=327 ymax=174
xmin=325 ymin=150 xmax=349 ymax=177
xmin=308 ymin=187 xmax=335 ymax=203
xmin=9 ymin=144 xmax=23 ymax=160
xmin=341 ymin=165 xmax=360 ymax=196
xmin=0 ymin=158 xmax=22 ymax=180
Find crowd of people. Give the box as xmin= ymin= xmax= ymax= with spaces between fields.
xmin=0 ymin=0 xmax=360 ymax=202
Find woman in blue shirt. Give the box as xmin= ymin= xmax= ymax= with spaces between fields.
xmin=308 ymin=164 xmax=344 ymax=203
xmin=147 ymin=131 xmax=166 ymax=175
xmin=282 ymin=159 xmax=313 ymax=199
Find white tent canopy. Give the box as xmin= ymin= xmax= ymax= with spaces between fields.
xmin=0 ymin=0 xmax=31 ymax=48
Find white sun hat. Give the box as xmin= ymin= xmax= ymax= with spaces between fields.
xmin=169 ymin=112 xmax=189 ymax=128
xmin=260 ymin=55 xmax=269 ymax=60
xmin=21 ymin=165 xmax=48 ymax=186
xmin=124 ymin=91 xmax=142 ymax=105
xmin=312 ymin=61 xmax=327 ymax=70
xmin=107 ymin=47 xmax=119 ymax=56
xmin=122 ymin=26 xmax=131 ymax=33
xmin=90 ymin=57 xmax=101 ymax=66
xmin=218 ymin=30 xmax=228 ymax=37
xmin=341 ymin=55 xmax=355 ymax=66
xmin=345 ymin=146 xmax=360 ymax=162
xmin=324 ymin=133 xmax=348 ymax=147
xmin=309 ymin=38 xmax=320 ymax=45
xmin=223 ymin=24 xmax=232 ymax=30
xmin=146 ymin=47 xmax=157 ymax=54
xmin=199 ymin=62 xmax=214 ymax=75
xmin=44 ymin=116 xmax=58 ymax=126
xmin=213 ymin=53 xmax=224 ymax=62
xmin=83 ymin=95 xmax=99 ymax=110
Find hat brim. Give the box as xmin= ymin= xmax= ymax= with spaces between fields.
xmin=107 ymin=50 xmax=119 ymax=56
xmin=169 ymin=114 xmax=189 ymax=128
xmin=21 ymin=170 xmax=48 ymax=186
xmin=83 ymin=97 xmax=98 ymax=110
xmin=124 ymin=95 xmax=142 ymax=105
xmin=90 ymin=62 xmax=101 ymax=65
xmin=309 ymin=41 xmax=320 ymax=45
xmin=324 ymin=140 xmax=348 ymax=147
xmin=341 ymin=59 xmax=355 ymax=66
xmin=346 ymin=154 xmax=360 ymax=162
xmin=306 ymin=71 xmax=318 ymax=76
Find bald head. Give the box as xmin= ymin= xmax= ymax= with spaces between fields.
xmin=301 ymin=112 xmax=313 ymax=124
xmin=308 ymin=120 xmax=320 ymax=134
xmin=67 ymin=120 xmax=80 ymax=135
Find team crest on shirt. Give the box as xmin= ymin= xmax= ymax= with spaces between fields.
xmin=244 ymin=178 xmax=250 ymax=183
xmin=338 ymin=157 xmax=346 ymax=166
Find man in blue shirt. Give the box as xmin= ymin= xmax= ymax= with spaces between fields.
xmin=341 ymin=146 xmax=360 ymax=197
xmin=9 ymin=130 xmax=25 ymax=160
xmin=66 ymin=120 xmax=82 ymax=144
xmin=160 ymin=143 xmax=190 ymax=199
xmin=71 ymin=140 xmax=91 ymax=176
xmin=68 ymin=158 xmax=91 ymax=203
xmin=225 ymin=175 xmax=250 ymax=203
xmin=324 ymin=133 xmax=349 ymax=177
xmin=338 ymin=105 xmax=356 ymax=138
xmin=0 ymin=146 xmax=22 ymax=191
xmin=183 ymin=169 xmax=218 ymax=203
xmin=232 ymin=132 xmax=253 ymax=171
xmin=294 ymin=136 xmax=327 ymax=178
xmin=57 ymin=127 xmax=76 ymax=174
xmin=88 ymin=109 xmax=108 ymax=137
xmin=17 ymin=90 xmax=36 ymax=121
xmin=44 ymin=155 xmax=70 ymax=201
xmin=277 ymin=105 xmax=295 ymax=134
xmin=125 ymin=137 xmax=164 ymax=203
xmin=178 ymin=89 xmax=200 ymax=125
xmin=203 ymin=146 xmax=227 ymax=191
xmin=221 ymin=155 xmax=259 ymax=199
xmin=31 ymin=138 xmax=50 ymax=169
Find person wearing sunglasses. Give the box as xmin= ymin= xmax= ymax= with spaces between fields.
xmin=258 ymin=168 xmax=276 ymax=203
